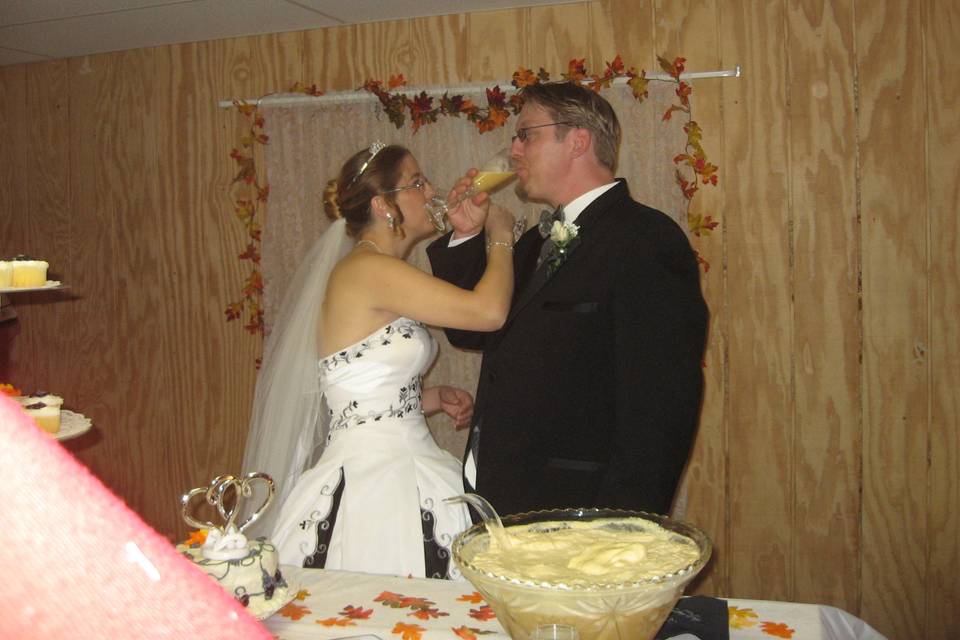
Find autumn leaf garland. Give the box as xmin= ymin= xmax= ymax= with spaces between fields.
xmin=227 ymin=55 xmax=719 ymax=347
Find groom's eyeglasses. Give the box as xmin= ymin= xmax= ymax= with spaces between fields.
xmin=381 ymin=177 xmax=430 ymax=194
xmin=512 ymin=121 xmax=575 ymax=143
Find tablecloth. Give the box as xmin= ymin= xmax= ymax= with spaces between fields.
xmin=264 ymin=567 xmax=886 ymax=640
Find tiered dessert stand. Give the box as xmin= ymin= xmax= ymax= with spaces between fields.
xmin=1 ymin=281 xmax=93 ymax=441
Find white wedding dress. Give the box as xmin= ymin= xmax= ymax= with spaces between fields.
xmin=269 ymin=317 xmax=471 ymax=579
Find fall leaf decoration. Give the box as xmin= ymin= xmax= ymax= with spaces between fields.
xmin=761 ymin=621 xmax=796 ymax=638
xmin=0 ymin=383 xmax=22 ymax=397
xmin=374 ymin=590 xmax=450 ymax=620
xmin=453 ymin=626 xmax=500 ymax=638
xmin=227 ymin=54 xmax=719 ymax=356
xmin=456 ymin=592 xmax=485 ymax=604
xmin=182 ymin=529 xmax=208 ymax=546
xmin=467 ymin=605 xmax=496 ymax=621
xmin=225 ymin=98 xmax=269 ymax=347
xmin=392 ymin=621 xmax=428 ymax=640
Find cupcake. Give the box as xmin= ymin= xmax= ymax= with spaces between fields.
xmin=11 ymin=255 xmax=49 ymax=288
xmin=23 ymin=401 xmax=61 ymax=434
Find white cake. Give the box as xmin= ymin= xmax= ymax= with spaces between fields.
xmin=178 ymin=526 xmax=289 ymax=618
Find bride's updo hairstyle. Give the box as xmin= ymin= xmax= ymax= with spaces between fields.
xmin=323 ymin=144 xmax=409 ymax=237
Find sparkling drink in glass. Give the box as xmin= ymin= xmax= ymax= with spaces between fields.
xmin=425 ymin=148 xmax=516 ymax=232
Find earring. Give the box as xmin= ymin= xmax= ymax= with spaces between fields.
xmin=386 ymin=213 xmax=396 ymax=231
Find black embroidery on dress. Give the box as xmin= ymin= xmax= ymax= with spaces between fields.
xmin=302 ymin=469 xmax=345 ymax=569
xmin=327 ymin=375 xmax=423 ymax=435
xmin=420 ymin=497 xmax=452 ymax=579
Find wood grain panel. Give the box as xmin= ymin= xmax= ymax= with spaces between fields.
xmin=409 ymin=13 xmax=469 ymax=85
xmin=21 ymin=60 xmax=73 ymax=440
xmin=152 ymin=36 xmax=288 ymax=540
xmin=0 ymin=65 xmax=34 ymax=384
xmin=597 ymin=0 xmax=656 ymax=71
xmin=466 ymin=9 xmax=528 ymax=81
xmin=924 ymin=0 xmax=960 ymax=636
xmin=785 ymin=0 xmax=860 ymax=613
xmin=856 ymin=1 xmax=928 ymax=636
xmin=719 ymin=0 xmax=794 ymax=601
xmin=103 ymin=47 xmax=172 ymax=531
xmin=305 ymin=22 xmax=412 ymax=92
xmin=64 ymin=53 xmax=128 ymax=504
xmin=652 ymin=0 xmax=728 ymax=597
xmin=526 ymin=3 xmax=593 ymax=75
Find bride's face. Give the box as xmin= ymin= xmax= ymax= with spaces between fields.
xmin=392 ymin=154 xmax=439 ymax=238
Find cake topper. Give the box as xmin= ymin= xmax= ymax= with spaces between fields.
xmin=180 ymin=472 xmax=275 ymax=560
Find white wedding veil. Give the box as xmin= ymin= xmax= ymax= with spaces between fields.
xmin=240 ymin=217 xmax=352 ymax=537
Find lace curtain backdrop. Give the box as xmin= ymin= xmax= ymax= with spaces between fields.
xmin=259 ymin=82 xmax=687 ymax=458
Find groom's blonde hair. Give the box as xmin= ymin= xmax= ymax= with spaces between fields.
xmin=519 ymin=81 xmax=621 ymax=172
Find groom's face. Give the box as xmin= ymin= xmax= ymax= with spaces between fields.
xmin=511 ymin=103 xmax=571 ymax=205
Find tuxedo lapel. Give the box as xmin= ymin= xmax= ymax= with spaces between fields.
xmin=502 ymin=180 xmax=628 ymax=328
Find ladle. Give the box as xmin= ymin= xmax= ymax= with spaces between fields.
xmin=445 ymin=493 xmax=514 ymax=550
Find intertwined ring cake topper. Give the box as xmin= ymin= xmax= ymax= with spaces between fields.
xmin=180 ymin=472 xmax=275 ymax=534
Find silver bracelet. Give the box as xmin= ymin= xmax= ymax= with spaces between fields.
xmin=486 ymin=240 xmax=514 ymax=253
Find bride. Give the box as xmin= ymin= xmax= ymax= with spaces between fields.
xmin=241 ymin=142 xmax=515 ymax=579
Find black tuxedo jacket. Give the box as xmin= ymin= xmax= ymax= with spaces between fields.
xmin=427 ymin=180 xmax=708 ymax=516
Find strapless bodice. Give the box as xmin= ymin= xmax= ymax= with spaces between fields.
xmin=320 ymin=318 xmax=437 ymax=440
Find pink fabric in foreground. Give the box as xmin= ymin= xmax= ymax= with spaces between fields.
xmin=0 ymin=395 xmax=271 ymax=639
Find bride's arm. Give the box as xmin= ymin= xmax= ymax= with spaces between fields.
xmin=359 ymin=204 xmax=516 ymax=331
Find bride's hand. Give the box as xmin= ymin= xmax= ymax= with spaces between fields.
xmin=447 ymin=169 xmax=488 ymax=239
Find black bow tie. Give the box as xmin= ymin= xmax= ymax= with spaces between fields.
xmin=538 ymin=205 xmax=565 ymax=238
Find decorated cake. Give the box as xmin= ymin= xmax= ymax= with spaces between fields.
xmin=178 ymin=473 xmax=291 ymax=619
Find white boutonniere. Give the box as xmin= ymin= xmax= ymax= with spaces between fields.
xmin=546 ymin=220 xmax=580 ymax=274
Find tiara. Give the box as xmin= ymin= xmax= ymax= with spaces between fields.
xmin=349 ymin=141 xmax=386 ymax=185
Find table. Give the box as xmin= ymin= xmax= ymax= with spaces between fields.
xmin=264 ymin=568 xmax=886 ymax=640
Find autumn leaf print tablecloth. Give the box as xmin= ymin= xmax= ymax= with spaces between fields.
xmin=264 ymin=568 xmax=886 ymax=640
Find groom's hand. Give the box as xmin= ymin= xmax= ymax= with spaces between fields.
xmin=438 ymin=386 xmax=474 ymax=430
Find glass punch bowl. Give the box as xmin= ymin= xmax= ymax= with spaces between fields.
xmin=451 ymin=508 xmax=712 ymax=640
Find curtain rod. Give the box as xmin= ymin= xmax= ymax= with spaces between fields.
xmin=217 ymin=64 xmax=740 ymax=109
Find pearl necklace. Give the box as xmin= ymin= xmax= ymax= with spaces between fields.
xmin=356 ymin=239 xmax=384 ymax=254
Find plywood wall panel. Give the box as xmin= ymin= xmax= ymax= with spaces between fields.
xmin=718 ymin=0 xmax=794 ymax=601
xmin=0 ymin=65 xmax=35 ymax=386
xmin=466 ymin=9 xmax=528 ymax=81
xmin=598 ymin=0 xmax=656 ymax=70
xmin=0 ymin=65 xmax=31 ymax=382
xmin=652 ymin=0 xmax=728 ymax=597
xmin=409 ymin=14 xmax=469 ymax=85
xmin=526 ymin=3 xmax=593 ymax=74
xmin=153 ymin=37 xmax=283 ymax=540
xmin=856 ymin=1 xmax=928 ymax=637
xmin=64 ymin=53 xmax=134 ymax=500
xmin=785 ymin=0 xmax=860 ymax=613
xmin=924 ymin=0 xmax=960 ymax=636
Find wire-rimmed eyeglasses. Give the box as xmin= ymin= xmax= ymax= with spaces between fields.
xmin=511 ymin=121 xmax=575 ymax=143
xmin=381 ymin=177 xmax=430 ymax=194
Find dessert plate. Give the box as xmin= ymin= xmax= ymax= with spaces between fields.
xmin=56 ymin=410 xmax=93 ymax=441
xmin=0 ymin=280 xmax=65 ymax=293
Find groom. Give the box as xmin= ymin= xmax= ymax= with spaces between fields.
xmin=427 ymin=81 xmax=708 ymax=516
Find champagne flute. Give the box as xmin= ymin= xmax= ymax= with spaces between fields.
xmin=425 ymin=148 xmax=516 ymax=232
